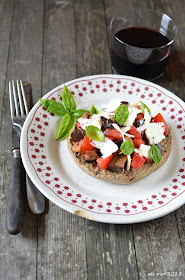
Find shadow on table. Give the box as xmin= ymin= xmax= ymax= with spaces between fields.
xmin=159 ymin=50 xmax=185 ymax=84
xmin=21 ymin=197 xmax=49 ymax=239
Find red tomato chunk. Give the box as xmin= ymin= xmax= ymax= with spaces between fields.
xmin=104 ymin=128 xmax=122 ymax=140
xmin=128 ymin=125 xmax=142 ymax=139
xmin=131 ymin=152 xmax=145 ymax=169
xmin=97 ymin=154 xmax=113 ymax=170
xmin=133 ymin=138 xmax=146 ymax=148
xmin=81 ymin=135 xmax=94 ymax=153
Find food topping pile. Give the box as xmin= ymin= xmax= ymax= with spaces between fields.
xmin=70 ymin=100 xmax=168 ymax=173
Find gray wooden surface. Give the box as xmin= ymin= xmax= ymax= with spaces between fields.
xmin=0 ymin=0 xmax=185 ymax=279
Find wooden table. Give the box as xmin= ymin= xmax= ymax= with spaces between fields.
xmin=0 ymin=0 xmax=185 ymax=279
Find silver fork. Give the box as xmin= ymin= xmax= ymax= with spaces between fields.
xmin=9 ymin=80 xmax=28 ymax=132
xmin=6 ymin=80 xmax=45 ymax=235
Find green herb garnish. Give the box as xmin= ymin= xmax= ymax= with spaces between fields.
xmin=90 ymin=105 xmax=99 ymax=116
xmin=71 ymin=109 xmax=89 ymax=118
xmin=139 ymin=100 xmax=151 ymax=115
xmin=39 ymin=99 xmax=66 ymax=116
xmin=86 ymin=125 xmax=105 ymax=142
xmin=56 ymin=113 xmax=76 ymax=141
xmin=62 ymin=85 xmax=76 ymax=111
xmin=114 ymin=104 xmax=129 ymax=126
xmin=120 ymin=140 xmax=135 ymax=155
xmin=39 ymin=85 xmax=89 ymax=141
xmin=149 ymin=144 xmax=161 ymax=164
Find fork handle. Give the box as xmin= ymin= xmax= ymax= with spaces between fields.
xmin=6 ymin=149 xmax=26 ymax=235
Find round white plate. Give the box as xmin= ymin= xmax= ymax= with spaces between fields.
xmin=21 ymin=75 xmax=185 ymax=223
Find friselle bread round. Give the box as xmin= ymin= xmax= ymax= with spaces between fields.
xmin=67 ymin=125 xmax=173 ymax=185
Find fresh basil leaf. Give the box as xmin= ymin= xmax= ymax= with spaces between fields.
xmin=71 ymin=109 xmax=89 ymax=118
xmin=62 ymin=85 xmax=76 ymax=111
xmin=90 ymin=105 xmax=99 ymax=116
xmin=39 ymin=99 xmax=66 ymax=116
xmin=149 ymin=144 xmax=161 ymax=164
xmin=56 ymin=113 xmax=76 ymax=141
xmin=120 ymin=140 xmax=135 ymax=155
xmin=139 ymin=100 xmax=151 ymax=115
xmin=86 ymin=125 xmax=104 ymax=142
xmin=114 ymin=104 xmax=129 ymax=126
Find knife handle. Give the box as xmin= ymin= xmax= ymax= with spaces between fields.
xmin=6 ymin=149 xmax=26 ymax=235
xmin=26 ymin=174 xmax=45 ymax=214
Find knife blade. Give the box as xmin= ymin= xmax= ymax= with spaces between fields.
xmin=21 ymin=82 xmax=46 ymax=215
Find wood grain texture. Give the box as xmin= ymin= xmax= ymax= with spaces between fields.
xmin=0 ymin=0 xmax=43 ymax=279
xmin=0 ymin=0 xmax=185 ymax=279
xmin=75 ymin=0 xmax=112 ymax=77
xmin=104 ymin=1 xmax=185 ymax=279
xmin=37 ymin=1 xmax=88 ymax=279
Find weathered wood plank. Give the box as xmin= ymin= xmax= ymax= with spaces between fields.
xmin=37 ymin=1 xmax=88 ymax=279
xmin=75 ymin=1 xmax=138 ymax=279
xmin=0 ymin=0 xmax=185 ymax=279
xmin=0 ymin=0 xmax=44 ymax=279
xmin=75 ymin=0 xmax=112 ymax=77
xmin=133 ymin=214 xmax=185 ymax=280
xmin=101 ymin=224 xmax=138 ymax=280
xmin=104 ymin=1 xmax=185 ymax=279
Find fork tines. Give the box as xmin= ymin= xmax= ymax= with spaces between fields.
xmin=9 ymin=80 xmax=29 ymax=118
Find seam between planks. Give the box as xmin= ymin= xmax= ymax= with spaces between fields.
xmin=36 ymin=1 xmax=45 ymax=279
xmin=175 ymin=211 xmax=185 ymax=262
xmin=41 ymin=0 xmax=46 ymax=99
xmin=102 ymin=0 xmax=112 ymax=72
xmin=0 ymin=0 xmax=15 ymax=131
xmin=132 ymin=226 xmax=140 ymax=280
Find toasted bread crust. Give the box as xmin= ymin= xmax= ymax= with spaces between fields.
xmin=67 ymin=126 xmax=173 ymax=184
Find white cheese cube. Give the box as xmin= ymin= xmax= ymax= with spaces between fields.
xmin=91 ymin=137 xmax=118 ymax=159
xmin=145 ymin=123 xmax=165 ymax=145
xmin=134 ymin=144 xmax=151 ymax=159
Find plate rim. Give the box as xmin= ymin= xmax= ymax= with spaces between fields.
xmin=20 ymin=74 xmax=185 ymax=223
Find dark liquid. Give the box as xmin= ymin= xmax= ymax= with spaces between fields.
xmin=111 ymin=27 xmax=170 ymax=80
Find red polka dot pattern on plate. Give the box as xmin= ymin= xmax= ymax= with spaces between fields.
xmin=26 ymin=76 xmax=185 ymax=216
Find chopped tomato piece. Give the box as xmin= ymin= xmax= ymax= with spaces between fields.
xmin=135 ymin=112 xmax=144 ymax=122
xmin=76 ymin=121 xmax=81 ymax=129
xmin=131 ymin=152 xmax=145 ymax=169
xmin=128 ymin=125 xmax=142 ymax=139
xmin=135 ymin=105 xmax=141 ymax=109
xmin=104 ymin=128 xmax=122 ymax=140
xmin=97 ymin=154 xmax=114 ymax=170
xmin=152 ymin=113 xmax=168 ymax=136
xmin=81 ymin=135 xmax=94 ymax=153
xmin=133 ymin=138 xmax=146 ymax=148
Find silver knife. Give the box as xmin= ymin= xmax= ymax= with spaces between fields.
xmin=22 ymin=83 xmax=45 ymax=215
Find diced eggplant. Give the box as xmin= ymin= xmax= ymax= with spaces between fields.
xmin=83 ymin=111 xmax=90 ymax=118
xmin=114 ymin=138 xmax=123 ymax=148
xmin=77 ymin=150 xmax=99 ymax=162
xmin=141 ymin=130 xmax=149 ymax=145
xmin=108 ymin=154 xmax=127 ymax=173
xmin=72 ymin=140 xmax=83 ymax=152
xmin=134 ymin=119 xmax=144 ymax=128
xmin=101 ymin=116 xmax=114 ymax=129
xmin=121 ymin=101 xmax=129 ymax=106
xmin=71 ymin=128 xmax=85 ymax=142
xmin=156 ymin=142 xmax=162 ymax=153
